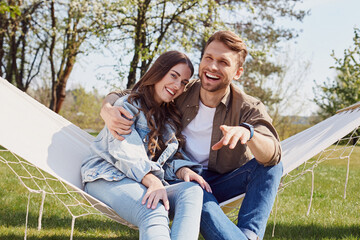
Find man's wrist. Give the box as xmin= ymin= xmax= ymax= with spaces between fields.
xmin=239 ymin=123 xmax=254 ymax=141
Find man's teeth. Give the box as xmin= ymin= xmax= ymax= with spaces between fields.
xmin=166 ymin=87 xmax=175 ymax=95
xmin=206 ymin=73 xmax=220 ymax=79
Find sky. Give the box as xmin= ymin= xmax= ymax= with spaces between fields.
xmin=278 ymin=0 xmax=360 ymax=115
xmin=68 ymin=0 xmax=360 ymax=116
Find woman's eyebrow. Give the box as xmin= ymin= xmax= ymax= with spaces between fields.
xmin=171 ymin=70 xmax=181 ymax=77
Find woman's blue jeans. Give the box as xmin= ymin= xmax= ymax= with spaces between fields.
xmin=200 ymin=159 xmax=283 ymax=240
xmin=85 ymin=178 xmax=203 ymax=240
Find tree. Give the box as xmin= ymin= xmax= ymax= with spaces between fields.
xmin=107 ymin=0 xmax=201 ymax=89
xmin=164 ymin=0 xmax=308 ymax=108
xmin=314 ymin=27 xmax=360 ymax=118
xmin=44 ymin=0 xmax=123 ymax=112
xmin=109 ymin=0 xmax=308 ymax=92
xmin=2 ymin=0 xmax=309 ymax=115
xmin=0 ymin=0 xmax=45 ymax=91
xmin=1 ymin=0 xmax=125 ymax=113
xmin=225 ymin=0 xmax=308 ymax=106
xmin=314 ymin=28 xmax=360 ymax=145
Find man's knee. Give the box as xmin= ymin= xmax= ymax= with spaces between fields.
xmin=202 ymin=190 xmax=219 ymax=212
xmin=267 ymin=161 xmax=283 ymax=181
xmin=255 ymin=160 xmax=283 ymax=181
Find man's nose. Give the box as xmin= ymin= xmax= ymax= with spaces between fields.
xmin=208 ymin=60 xmax=219 ymax=71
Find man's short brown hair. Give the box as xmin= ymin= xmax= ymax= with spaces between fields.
xmin=204 ymin=30 xmax=248 ymax=67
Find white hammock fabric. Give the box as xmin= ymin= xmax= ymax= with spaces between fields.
xmin=1 ymin=77 xmax=360 ymax=238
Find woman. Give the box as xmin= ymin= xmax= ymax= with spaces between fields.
xmin=81 ymin=51 xmax=204 ymax=240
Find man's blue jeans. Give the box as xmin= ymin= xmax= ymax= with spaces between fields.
xmin=200 ymin=159 xmax=283 ymax=240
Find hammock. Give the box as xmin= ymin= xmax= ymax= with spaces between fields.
xmin=1 ymin=77 xmax=359 ymax=239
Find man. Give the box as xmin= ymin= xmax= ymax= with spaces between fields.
xmin=101 ymin=30 xmax=283 ymax=240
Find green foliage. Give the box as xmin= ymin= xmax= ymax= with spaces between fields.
xmin=59 ymin=87 xmax=104 ymax=131
xmin=0 ymin=2 xmax=21 ymax=17
xmin=314 ymin=28 xmax=360 ymax=118
xmin=108 ymin=0 xmax=309 ymax=99
xmin=0 ymin=0 xmax=128 ymax=112
xmin=1 ymin=0 xmax=309 ymax=115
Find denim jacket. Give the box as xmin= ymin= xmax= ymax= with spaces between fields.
xmin=81 ymin=95 xmax=202 ymax=186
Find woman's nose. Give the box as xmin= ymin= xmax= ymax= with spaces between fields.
xmin=173 ymin=80 xmax=181 ymax=90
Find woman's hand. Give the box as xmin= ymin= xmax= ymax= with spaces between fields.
xmin=141 ymin=173 xmax=170 ymax=210
xmin=176 ymin=167 xmax=212 ymax=193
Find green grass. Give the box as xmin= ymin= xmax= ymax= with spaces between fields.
xmin=264 ymin=145 xmax=360 ymax=239
xmin=0 ymin=146 xmax=359 ymax=239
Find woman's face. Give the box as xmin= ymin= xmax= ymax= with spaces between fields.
xmin=154 ymin=63 xmax=192 ymax=104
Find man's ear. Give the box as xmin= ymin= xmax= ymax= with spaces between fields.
xmin=234 ymin=67 xmax=243 ymax=80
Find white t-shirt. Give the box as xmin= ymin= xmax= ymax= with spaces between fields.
xmin=182 ymin=100 xmax=216 ymax=169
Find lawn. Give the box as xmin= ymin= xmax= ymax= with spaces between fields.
xmin=0 ymin=145 xmax=359 ymax=239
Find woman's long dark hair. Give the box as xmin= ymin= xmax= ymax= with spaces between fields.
xmin=128 ymin=51 xmax=194 ymax=161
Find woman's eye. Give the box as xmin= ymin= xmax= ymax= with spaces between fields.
xmin=181 ymin=80 xmax=189 ymax=86
xmin=171 ymin=73 xmax=177 ymax=78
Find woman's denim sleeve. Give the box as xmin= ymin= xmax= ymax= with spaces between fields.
xmin=163 ymin=153 xmax=203 ymax=181
xmin=107 ymin=128 xmax=163 ymax=182
xmin=91 ymin=97 xmax=163 ymax=183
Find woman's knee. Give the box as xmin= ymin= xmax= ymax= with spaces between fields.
xmin=137 ymin=205 xmax=171 ymax=239
xmin=178 ymin=181 xmax=204 ymax=200
xmin=138 ymin=204 xmax=170 ymax=228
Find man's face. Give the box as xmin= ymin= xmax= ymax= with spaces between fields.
xmin=199 ymin=40 xmax=243 ymax=93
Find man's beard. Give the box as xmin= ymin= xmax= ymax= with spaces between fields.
xmin=200 ymin=75 xmax=229 ymax=93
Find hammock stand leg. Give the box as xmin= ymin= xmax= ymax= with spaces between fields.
xmin=70 ymin=216 xmax=76 ymax=240
xmin=306 ymin=169 xmax=315 ymax=216
xmin=38 ymin=190 xmax=46 ymax=231
xmin=343 ymin=156 xmax=350 ymax=199
xmin=272 ymin=178 xmax=283 ymax=237
xmin=271 ymin=189 xmax=280 ymax=237
xmin=24 ymin=192 xmax=31 ymax=240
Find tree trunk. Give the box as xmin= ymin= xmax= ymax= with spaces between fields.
xmin=16 ymin=20 xmax=29 ymax=91
xmin=127 ymin=47 xmax=140 ymax=89
xmin=49 ymin=0 xmax=57 ymax=111
xmin=0 ymin=11 xmax=6 ymax=77
xmin=126 ymin=0 xmax=150 ymax=89
xmin=54 ymin=56 xmax=76 ymax=113
xmin=6 ymin=19 xmax=18 ymax=86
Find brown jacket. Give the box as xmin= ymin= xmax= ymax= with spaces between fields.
xmin=175 ymin=79 xmax=281 ymax=174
